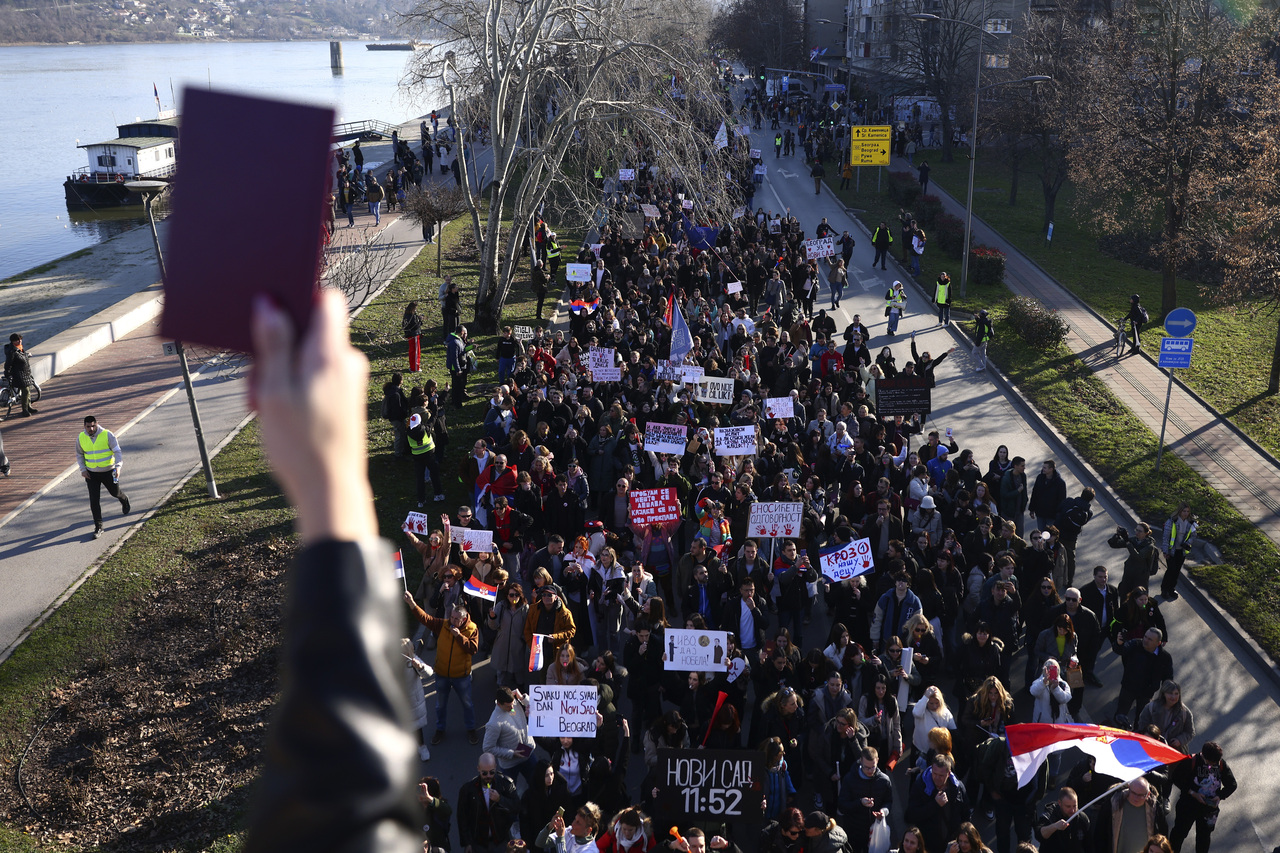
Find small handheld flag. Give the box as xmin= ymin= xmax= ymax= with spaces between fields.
xmin=528 ymin=633 xmax=548 ymax=672
xmin=392 ymin=550 xmax=407 ymax=591
xmin=463 ymin=576 xmax=498 ymax=602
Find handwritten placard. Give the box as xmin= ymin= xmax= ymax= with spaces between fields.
xmin=664 ymin=628 xmax=730 ymax=671
xmin=754 ymin=164 xmax=767 ymax=176
xmin=450 ymin=527 xmax=494 ymax=552
xmin=566 ymin=263 xmax=593 ymax=282
xmin=641 ymin=203 xmax=661 ymax=218
xmin=804 ymin=235 xmax=836 ymax=258
xmin=819 ymin=537 xmax=875 ymax=581
xmin=763 ymin=397 xmax=794 ymax=419
xmin=727 ymin=281 xmax=743 ymax=294
xmin=514 ymin=325 xmax=535 ymax=342
xmin=630 ymin=487 xmax=682 ymax=526
xmin=528 ymin=684 xmax=599 ymax=737
xmin=644 ymin=422 xmax=689 ymax=454
xmin=746 ymin=502 xmax=802 ymax=539
xmin=618 ymin=168 xmax=636 ymax=181
xmin=749 ymin=148 xmax=761 ymax=159
xmin=714 ymin=425 xmax=756 ymax=456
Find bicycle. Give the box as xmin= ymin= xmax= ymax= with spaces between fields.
xmin=1114 ymin=316 xmax=1129 ymax=358
xmin=0 ymin=376 xmax=41 ymax=417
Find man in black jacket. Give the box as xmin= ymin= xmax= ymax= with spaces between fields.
xmin=720 ymin=577 xmax=769 ymax=654
xmin=457 ymin=753 xmax=519 ymax=853
xmin=906 ymin=754 xmax=970 ymax=853
xmin=1115 ymin=629 xmax=1174 ymax=728
xmin=1055 ymin=488 xmax=1096 ymax=587
xmin=1036 ymin=787 xmax=1092 ymax=853
xmin=837 ymin=745 xmax=892 ymax=847
xmin=4 ymin=334 xmax=37 ymax=416
xmin=1169 ymin=741 xmax=1236 ymax=853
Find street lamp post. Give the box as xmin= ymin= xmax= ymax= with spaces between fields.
xmin=910 ymin=11 xmax=1050 ymax=297
xmin=125 ymin=180 xmax=221 ymax=499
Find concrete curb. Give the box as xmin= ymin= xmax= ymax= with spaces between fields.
xmin=27 ymin=284 xmax=164 ymax=386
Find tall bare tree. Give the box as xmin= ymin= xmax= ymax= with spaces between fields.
xmin=1066 ymin=0 xmax=1276 ymax=318
xmin=894 ymin=0 xmax=987 ymax=164
xmin=400 ymin=0 xmax=741 ymax=331
xmin=709 ymin=0 xmax=806 ymax=73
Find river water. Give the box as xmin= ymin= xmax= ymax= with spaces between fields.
xmin=0 ymin=41 xmax=443 ymax=281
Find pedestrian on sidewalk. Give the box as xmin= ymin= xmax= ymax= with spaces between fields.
xmin=0 ymin=425 xmax=10 ymax=476
xmin=1161 ymin=504 xmax=1198 ymax=601
xmin=905 ymin=139 xmax=917 ymax=165
xmin=828 ymin=259 xmax=848 ymax=309
xmin=352 ymin=139 xmax=363 ymax=174
xmin=76 ymin=415 xmax=130 ymax=539
xmin=910 ymin=228 xmax=927 ymax=277
xmin=810 ymin=159 xmax=826 ymax=195
xmin=933 ymin=272 xmax=953 ymax=325
xmin=898 ymin=210 xmax=915 ymax=263
xmin=840 ymin=161 xmax=853 ymax=190
xmin=973 ymin=309 xmax=994 ymax=369
xmin=365 ymin=173 xmax=383 ymax=226
xmin=1126 ymin=294 xmax=1148 ymax=355
xmin=403 ymin=301 xmax=424 ymax=373
xmin=532 ymin=260 xmax=549 ymax=320
xmin=918 ymin=160 xmax=931 ymax=194
xmin=872 ymin=221 xmax=893 ymax=270
xmin=4 ymin=334 xmax=38 ymax=416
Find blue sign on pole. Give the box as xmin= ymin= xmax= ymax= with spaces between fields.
xmin=1164 ymin=307 xmax=1197 ymax=337
xmin=1158 ymin=337 xmax=1193 ymax=369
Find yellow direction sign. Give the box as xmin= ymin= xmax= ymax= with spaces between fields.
xmin=850 ymin=125 xmax=891 ymax=166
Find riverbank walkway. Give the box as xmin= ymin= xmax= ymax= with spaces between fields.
xmin=886 ymin=152 xmax=1280 ymax=552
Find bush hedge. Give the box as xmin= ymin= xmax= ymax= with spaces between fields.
xmin=887 ymin=170 xmax=921 ymax=209
xmin=969 ymin=245 xmax=1007 ymax=287
xmin=916 ymin=194 xmax=943 ymax=230
xmin=1005 ymin=295 xmax=1070 ymax=348
xmin=934 ymin=213 xmax=966 ymax=259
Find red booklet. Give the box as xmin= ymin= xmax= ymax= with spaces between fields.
xmin=160 ymin=87 xmax=335 ymax=354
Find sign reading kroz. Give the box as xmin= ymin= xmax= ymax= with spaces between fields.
xmin=875 ymin=376 xmax=932 ymax=416
xmin=528 ymin=684 xmax=599 ymax=737
xmin=656 ymin=749 xmax=764 ymax=823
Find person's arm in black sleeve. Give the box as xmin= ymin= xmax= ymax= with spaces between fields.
xmin=243 ymin=291 xmax=419 ymax=853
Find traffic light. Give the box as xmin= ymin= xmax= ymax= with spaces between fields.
xmin=758 ymin=65 xmax=766 ymax=81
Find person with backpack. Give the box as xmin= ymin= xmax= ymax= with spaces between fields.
xmin=973 ymin=309 xmax=994 ymax=370
xmin=1126 ymin=294 xmax=1149 ymax=356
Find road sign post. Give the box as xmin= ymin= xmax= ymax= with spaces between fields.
xmin=849 ymin=125 xmax=891 ymax=167
xmin=1155 ymin=311 xmax=1197 ymax=476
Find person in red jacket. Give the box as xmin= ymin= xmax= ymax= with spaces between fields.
xmin=818 ymin=339 xmax=844 ymax=378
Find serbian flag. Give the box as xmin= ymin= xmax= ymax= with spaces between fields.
xmin=528 ymin=633 xmax=548 ymax=672
xmin=392 ymin=550 xmax=405 ymax=578
xmin=154 ymin=82 xmax=161 ymax=111
xmin=570 ymin=297 xmax=600 ymax=315
xmin=1007 ymin=724 xmax=1188 ymax=788
xmin=463 ymin=576 xmax=498 ymax=602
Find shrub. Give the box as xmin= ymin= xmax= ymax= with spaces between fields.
xmin=1005 ymin=295 xmax=1069 ymax=348
xmin=934 ymin=213 xmax=966 ymax=259
xmin=969 ymin=245 xmax=1007 ymax=287
xmin=916 ymin=194 xmax=943 ymax=229
xmin=886 ymin=171 xmax=921 ymax=208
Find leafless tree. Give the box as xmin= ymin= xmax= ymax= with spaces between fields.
xmin=399 ymin=0 xmax=741 ymax=331
xmin=710 ymin=0 xmax=806 ymax=73
xmin=400 ymin=183 xmax=470 ymax=276
xmin=1066 ymin=0 xmax=1278 ymax=318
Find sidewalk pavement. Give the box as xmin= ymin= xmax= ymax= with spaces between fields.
xmin=904 ymin=154 xmax=1280 ymax=550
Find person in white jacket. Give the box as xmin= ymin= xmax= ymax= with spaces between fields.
xmin=911 ymin=684 xmax=957 ymax=758
xmin=402 ymin=638 xmax=435 ymax=761
xmin=1029 ymin=660 xmax=1073 ymax=724
xmin=483 ymin=686 xmax=539 ymax=784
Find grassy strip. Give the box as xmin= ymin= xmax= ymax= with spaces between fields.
xmin=982 ymin=302 xmax=1280 ymax=662
xmin=0 ymin=206 xmax=558 ymax=852
xmin=918 ymin=154 xmax=1280 ymax=461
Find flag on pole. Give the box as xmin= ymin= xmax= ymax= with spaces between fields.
xmin=1007 ymin=724 xmax=1188 ymax=788
xmin=669 ymin=300 xmax=694 ymax=362
xmin=392 ymin=550 xmax=405 ymax=578
xmin=463 ymin=576 xmax=498 ymax=602
xmin=154 ymin=82 xmax=161 ymax=112
xmin=713 ymin=121 xmax=729 ymax=150
xmin=528 ymin=633 xmax=549 ymax=672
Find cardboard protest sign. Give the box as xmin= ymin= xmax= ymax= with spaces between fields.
xmin=644 ymin=422 xmax=688 ymax=454
xmin=731 ymin=206 xmax=747 ymax=219
xmin=697 ymin=376 xmax=735 ymax=404
xmin=402 ymin=511 xmax=431 ymax=534
xmin=763 ymin=396 xmax=794 ymax=419
xmin=528 ymin=684 xmax=599 ymax=737
xmin=514 ymin=325 xmax=535 ymax=342
xmin=747 ymin=502 xmax=803 ymax=538
xmin=565 ymin=263 xmax=593 ymax=282
xmin=630 ymin=488 xmax=682 ymax=526
xmin=618 ymin=168 xmax=636 ymax=181
xmin=681 ymin=365 xmax=705 ymax=384
xmin=655 ymin=360 xmax=685 ymax=383
xmin=682 ymin=199 xmax=694 ymax=210
xmin=655 ymin=749 xmax=764 ymax=824
xmin=726 ymin=281 xmax=743 ymax=294
xmin=588 ymin=346 xmax=616 ymax=371
xmin=819 ymin=537 xmax=875 ymax=581
xmin=592 ymin=367 xmax=622 ymax=381
xmin=450 ymin=527 xmax=494 ymax=552
xmin=804 ymin=236 xmax=836 ymax=258
xmin=664 ymin=628 xmax=730 ymax=671
xmin=714 ymin=425 xmax=756 ymax=456
xmin=753 ymin=164 xmax=767 ymax=176
xmin=641 ymin=203 xmax=661 ymax=218
xmin=749 ymin=148 xmax=761 ymax=159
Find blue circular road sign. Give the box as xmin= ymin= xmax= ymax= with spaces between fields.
xmin=1164 ymin=307 xmax=1197 ymax=337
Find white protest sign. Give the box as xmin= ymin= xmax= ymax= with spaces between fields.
xmin=682 ymin=199 xmax=694 ymax=210
xmin=754 ymin=164 xmax=767 ymax=176
xmin=804 ymin=236 xmax=836 ymax=258
xmin=566 ymin=263 xmax=593 ymax=282
xmin=641 ymin=204 xmax=661 ymax=218
xmin=714 ymin=425 xmax=757 ymax=456
xmin=747 ymin=502 xmax=803 ymax=539
xmin=655 ymin=360 xmax=685 ymax=383
xmin=593 ymin=367 xmax=622 ymax=381
xmin=681 ymin=365 xmax=705 ymax=384
xmin=697 ymin=375 xmax=735 ymax=405
xmin=402 ymin=511 xmax=431 ymax=534
xmin=644 ymin=422 xmax=688 ymax=454
xmin=528 ymin=684 xmax=599 ymax=737
xmin=763 ymin=396 xmax=794 ymax=419
xmin=618 ymin=168 xmax=636 ymax=181
xmin=590 ymin=243 xmax=603 ymax=258
xmin=450 ymin=527 xmax=494 ymax=553
xmin=514 ymin=325 xmax=535 ymax=342
xmin=664 ymin=629 xmax=730 ymax=671
xmin=727 ymin=281 xmax=743 ymax=294
xmin=731 ymin=206 xmax=747 ymax=219
xmin=589 ymin=346 xmax=616 ymax=371
xmin=819 ymin=537 xmax=875 ymax=581
xmin=749 ymin=148 xmax=761 ymax=159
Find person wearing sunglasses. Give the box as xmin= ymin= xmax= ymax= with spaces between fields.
xmin=458 ymin=753 xmax=519 ymax=852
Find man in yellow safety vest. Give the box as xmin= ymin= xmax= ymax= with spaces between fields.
xmin=76 ymin=415 xmax=130 ymax=538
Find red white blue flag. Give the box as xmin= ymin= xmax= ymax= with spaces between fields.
xmin=153 ymin=82 xmax=161 ymax=111
xmin=528 ymin=633 xmax=548 ymax=672
xmin=392 ymin=550 xmax=405 ymax=578
xmin=463 ymin=576 xmax=498 ymax=602
xmin=1007 ymin=723 xmax=1188 ymax=788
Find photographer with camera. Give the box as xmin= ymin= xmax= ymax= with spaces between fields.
xmin=1108 ymin=522 xmax=1159 ymax=601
